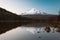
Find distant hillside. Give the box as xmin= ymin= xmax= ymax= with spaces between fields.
xmin=0 ymin=7 xmax=33 ymax=21
xmin=0 ymin=7 xmax=22 ymax=20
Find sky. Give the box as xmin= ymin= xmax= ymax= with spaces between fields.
xmin=0 ymin=0 xmax=60 ymax=15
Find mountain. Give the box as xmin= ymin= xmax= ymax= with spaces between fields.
xmin=26 ymin=8 xmax=38 ymax=14
xmin=0 ymin=7 xmax=21 ymax=20
xmin=21 ymin=8 xmax=52 ymax=15
xmin=21 ymin=8 xmax=41 ymax=15
xmin=0 ymin=7 xmax=32 ymax=22
xmin=21 ymin=8 xmax=58 ymax=19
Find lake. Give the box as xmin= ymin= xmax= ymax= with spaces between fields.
xmin=0 ymin=23 xmax=60 ymax=40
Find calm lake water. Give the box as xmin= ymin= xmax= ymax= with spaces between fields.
xmin=0 ymin=23 xmax=60 ymax=40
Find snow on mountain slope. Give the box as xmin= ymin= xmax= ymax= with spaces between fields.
xmin=21 ymin=8 xmax=41 ymax=15
xmin=21 ymin=8 xmax=51 ymax=15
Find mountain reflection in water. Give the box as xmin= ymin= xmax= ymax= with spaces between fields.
xmin=0 ymin=23 xmax=60 ymax=40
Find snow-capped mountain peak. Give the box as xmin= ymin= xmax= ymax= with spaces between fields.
xmin=26 ymin=8 xmax=37 ymax=14
xmin=21 ymin=8 xmax=49 ymax=15
xmin=21 ymin=8 xmax=41 ymax=15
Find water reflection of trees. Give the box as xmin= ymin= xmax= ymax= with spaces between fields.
xmin=0 ymin=23 xmax=60 ymax=34
xmin=56 ymin=25 xmax=60 ymax=33
xmin=0 ymin=22 xmax=22 ymax=34
xmin=44 ymin=26 xmax=51 ymax=33
xmin=35 ymin=26 xmax=60 ymax=33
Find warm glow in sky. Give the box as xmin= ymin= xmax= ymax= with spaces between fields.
xmin=0 ymin=0 xmax=60 ymax=15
